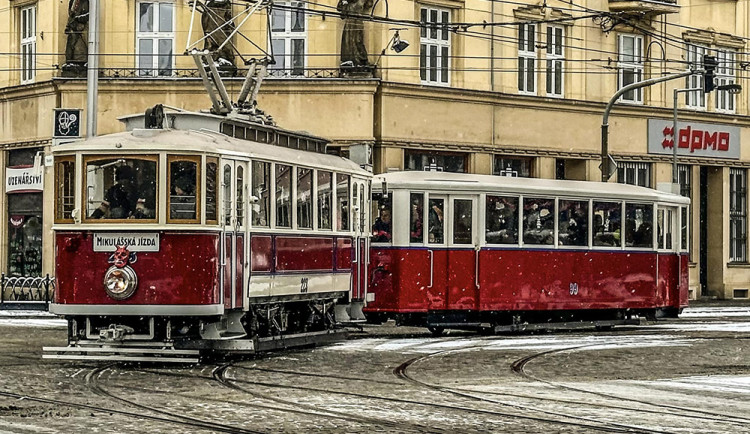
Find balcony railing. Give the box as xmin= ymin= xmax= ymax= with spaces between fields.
xmin=92 ymin=67 xmax=371 ymax=80
xmin=608 ymin=0 xmax=679 ymax=14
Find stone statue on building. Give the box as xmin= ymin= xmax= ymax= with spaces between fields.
xmin=62 ymin=0 xmax=89 ymax=77
xmin=201 ymin=0 xmax=236 ymax=71
xmin=337 ymin=0 xmax=374 ymax=74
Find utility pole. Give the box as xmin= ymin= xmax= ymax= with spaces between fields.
xmin=86 ymin=0 xmax=100 ymax=137
xmin=600 ymin=70 xmax=694 ymax=182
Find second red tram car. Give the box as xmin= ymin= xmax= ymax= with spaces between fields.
xmin=365 ymin=171 xmax=690 ymax=334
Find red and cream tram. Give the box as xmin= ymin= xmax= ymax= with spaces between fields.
xmin=44 ymin=110 xmax=371 ymax=362
xmin=365 ymin=171 xmax=690 ymax=334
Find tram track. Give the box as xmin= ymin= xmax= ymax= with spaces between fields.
xmin=511 ymin=345 xmax=750 ymax=426
xmin=393 ymin=349 xmax=672 ymax=434
xmin=84 ymin=364 xmax=264 ymax=434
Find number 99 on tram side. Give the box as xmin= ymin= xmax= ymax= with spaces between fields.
xmin=364 ymin=171 xmax=690 ymax=335
xmin=43 ymin=111 xmax=372 ymax=363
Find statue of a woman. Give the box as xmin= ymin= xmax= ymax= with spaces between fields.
xmin=62 ymin=0 xmax=89 ymax=77
xmin=337 ymin=0 xmax=374 ymax=68
xmin=201 ymin=0 xmax=236 ymax=68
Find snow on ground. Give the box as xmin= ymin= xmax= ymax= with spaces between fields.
xmin=628 ymin=375 xmax=750 ymax=395
xmin=681 ymin=307 xmax=750 ymax=318
xmin=0 ymin=318 xmax=66 ymax=327
xmin=647 ymin=321 xmax=750 ymax=333
xmin=328 ymin=334 xmax=697 ymax=354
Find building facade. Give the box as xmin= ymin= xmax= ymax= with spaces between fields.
xmin=1 ymin=0 xmax=749 ymax=299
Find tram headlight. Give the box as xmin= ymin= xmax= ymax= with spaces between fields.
xmin=103 ymin=265 xmax=138 ymax=300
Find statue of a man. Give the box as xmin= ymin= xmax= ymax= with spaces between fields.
xmin=62 ymin=0 xmax=89 ymax=77
xmin=201 ymin=0 xmax=236 ymax=68
xmin=337 ymin=0 xmax=374 ymax=68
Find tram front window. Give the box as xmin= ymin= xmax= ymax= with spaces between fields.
xmin=169 ymin=158 xmax=198 ymax=221
xmin=86 ymin=157 xmax=157 ymax=220
xmin=371 ymin=192 xmax=391 ymax=243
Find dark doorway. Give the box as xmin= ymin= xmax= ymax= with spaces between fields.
xmin=700 ymin=166 xmax=708 ymax=296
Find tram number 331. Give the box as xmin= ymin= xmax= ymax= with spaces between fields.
xmin=300 ymin=277 xmax=309 ymax=293
xmin=569 ymin=283 xmax=579 ymax=296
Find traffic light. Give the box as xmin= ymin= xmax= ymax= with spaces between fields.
xmin=703 ymin=54 xmax=718 ymax=93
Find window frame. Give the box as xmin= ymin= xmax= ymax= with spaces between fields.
xmin=135 ymin=0 xmax=176 ymax=77
xmin=517 ymin=23 xmax=537 ymax=95
xmin=167 ymin=155 xmax=201 ymax=224
xmin=205 ymin=156 xmax=219 ymax=225
xmin=617 ymin=161 xmax=651 ymax=188
xmin=420 ymin=6 xmax=451 ymax=86
xmin=730 ymin=168 xmax=747 ymax=263
xmin=81 ymin=154 xmax=160 ymax=224
xmin=54 ymin=155 xmax=76 ymax=224
xmin=269 ymin=0 xmax=307 ymax=77
xmin=617 ymin=34 xmax=644 ymax=104
xmin=545 ymin=25 xmax=564 ymax=98
xmin=20 ymin=5 xmax=36 ymax=84
xmin=685 ymin=44 xmax=707 ymax=109
xmin=715 ymin=49 xmax=736 ymax=113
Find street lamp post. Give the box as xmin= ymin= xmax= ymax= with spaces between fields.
xmin=671 ymin=84 xmax=742 ymax=186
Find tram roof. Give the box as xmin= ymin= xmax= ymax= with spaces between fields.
xmin=53 ymin=128 xmax=369 ymax=175
xmin=374 ymin=171 xmax=690 ymax=205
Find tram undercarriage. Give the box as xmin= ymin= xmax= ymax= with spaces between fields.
xmin=43 ymin=296 xmax=353 ymax=363
xmin=372 ymin=308 xmax=679 ymax=336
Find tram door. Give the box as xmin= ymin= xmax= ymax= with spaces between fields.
xmin=221 ymin=160 xmax=248 ymax=310
xmin=446 ymin=196 xmax=479 ymax=310
xmin=352 ymin=181 xmax=369 ymax=302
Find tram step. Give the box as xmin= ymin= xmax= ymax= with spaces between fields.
xmin=494 ymin=318 xmax=640 ymax=333
xmin=42 ymin=346 xmax=200 ymax=355
xmin=41 ymin=354 xmax=200 ymax=363
xmin=42 ymin=345 xmax=201 ymax=363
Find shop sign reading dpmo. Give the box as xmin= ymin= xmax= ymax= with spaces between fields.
xmin=648 ymin=119 xmax=740 ymax=160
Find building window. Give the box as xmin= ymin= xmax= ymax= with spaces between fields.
xmin=685 ymin=44 xmax=706 ymax=109
xmin=20 ymin=5 xmax=36 ymax=84
xmin=517 ymin=23 xmax=536 ymax=94
xmin=420 ymin=6 xmax=450 ymax=85
xmin=493 ymin=156 xmax=533 ymax=177
xmin=715 ymin=49 xmax=736 ymax=113
xmin=405 ymin=150 xmax=466 ymax=173
xmin=617 ymin=34 xmax=643 ymax=103
xmin=269 ymin=1 xmax=306 ymax=77
xmin=546 ymin=25 xmax=564 ymax=97
xmin=730 ymin=168 xmax=747 ymax=263
xmin=136 ymin=1 xmax=175 ymax=76
xmin=617 ymin=161 xmax=651 ymax=188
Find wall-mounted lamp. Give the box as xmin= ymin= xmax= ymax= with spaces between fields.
xmin=375 ymin=29 xmax=409 ymax=66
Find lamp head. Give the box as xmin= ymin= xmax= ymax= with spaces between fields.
xmin=392 ymin=39 xmax=410 ymax=53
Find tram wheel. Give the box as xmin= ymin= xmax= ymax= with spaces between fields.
xmin=428 ymin=326 xmax=445 ymax=337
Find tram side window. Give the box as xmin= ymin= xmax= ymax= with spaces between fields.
xmin=206 ymin=158 xmax=218 ymax=223
xmin=85 ymin=157 xmax=157 ymax=220
xmin=625 ymin=203 xmax=653 ymax=248
xmin=252 ymin=161 xmax=270 ymax=227
xmin=360 ymin=184 xmax=366 ymax=233
xmin=223 ymin=165 xmax=232 ymax=225
xmin=276 ymin=164 xmax=292 ymax=228
xmin=169 ymin=158 xmax=198 ymax=221
xmin=658 ymin=207 xmax=674 ymax=250
xmin=453 ymin=199 xmax=473 ymax=245
xmin=523 ymin=197 xmax=554 ymax=245
xmin=593 ymin=201 xmax=622 ymax=247
xmin=236 ymin=165 xmax=245 ymax=226
xmin=410 ymin=193 xmax=424 ymax=243
xmin=55 ymin=157 xmax=75 ymax=221
xmin=371 ymin=192 xmax=392 ymax=242
xmin=681 ymin=206 xmax=688 ymax=250
xmin=297 ymin=168 xmax=313 ymax=229
xmin=318 ymin=171 xmax=332 ymax=230
xmin=486 ymin=195 xmax=518 ymax=244
xmin=336 ymin=173 xmax=350 ymax=231
xmin=558 ymin=200 xmax=588 ymax=247
xmin=428 ymin=198 xmax=445 ymax=244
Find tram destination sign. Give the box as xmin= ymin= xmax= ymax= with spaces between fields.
xmin=93 ymin=232 xmax=160 ymax=252
xmin=647 ymin=119 xmax=740 ymax=160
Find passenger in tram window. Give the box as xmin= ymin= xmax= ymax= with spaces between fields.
xmin=410 ymin=202 xmax=423 ymax=242
xmin=486 ymin=196 xmax=517 ymax=244
xmin=634 ymin=221 xmax=653 ymax=248
xmin=428 ymin=200 xmax=444 ymax=243
xmin=372 ymin=208 xmax=392 ymax=242
xmin=170 ymin=175 xmax=196 ymax=219
xmin=91 ymin=165 xmax=140 ymax=219
xmin=523 ymin=199 xmax=553 ymax=245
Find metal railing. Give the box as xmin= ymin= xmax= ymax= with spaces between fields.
xmin=94 ymin=67 xmax=360 ymax=80
xmin=0 ymin=274 xmax=55 ymax=310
